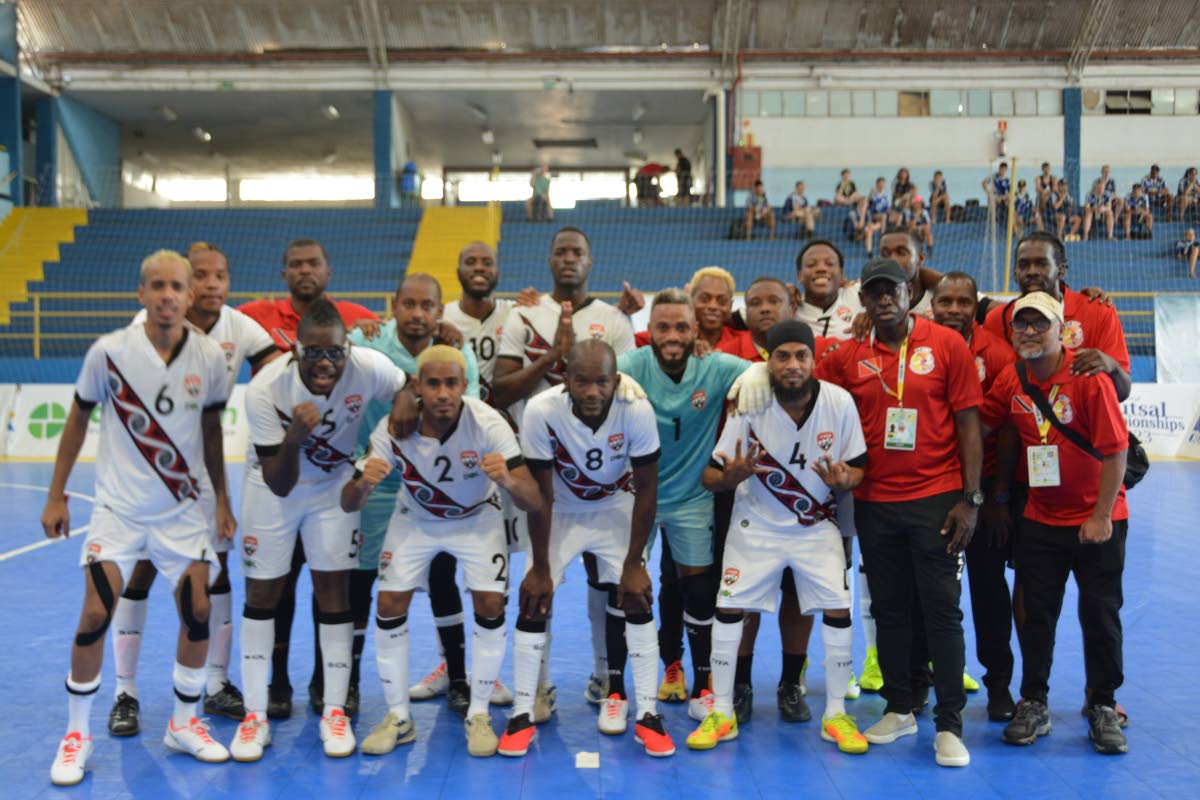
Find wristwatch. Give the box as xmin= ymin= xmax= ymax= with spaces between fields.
xmin=964 ymin=489 xmax=985 ymax=508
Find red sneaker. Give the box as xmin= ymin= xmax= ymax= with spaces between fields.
xmin=497 ymin=713 xmax=536 ymax=757
xmin=634 ymin=713 xmax=676 ymax=757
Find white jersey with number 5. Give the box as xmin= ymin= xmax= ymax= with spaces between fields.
xmin=133 ymin=304 xmax=276 ymax=396
xmin=443 ymin=298 xmax=515 ymax=409
xmin=521 ymin=386 xmax=660 ymax=514
xmin=246 ymin=347 xmax=405 ymax=486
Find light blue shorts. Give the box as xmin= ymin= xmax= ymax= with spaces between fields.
xmin=652 ymin=498 xmax=715 ymax=568
xmin=358 ymin=481 xmax=399 ymax=570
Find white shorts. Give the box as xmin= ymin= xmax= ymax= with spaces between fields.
xmin=501 ymin=492 xmax=528 ymax=556
xmin=378 ymin=508 xmax=508 ymax=595
xmin=528 ymin=503 xmax=632 ymax=589
xmin=239 ymin=473 xmax=361 ymax=580
xmin=199 ymin=491 xmax=231 ymax=555
xmin=81 ymin=502 xmax=219 ymax=589
xmin=717 ymin=520 xmax=850 ymax=615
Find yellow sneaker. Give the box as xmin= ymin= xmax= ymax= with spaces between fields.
xmin=686 ymin=710 xmax=738 ymax=751
xmin=821 ymin=713 xmax=869 ymax=754
xmin=963 ymin=670 xmax=981 ymax=693
xmin=658 ymin=659 xmax=688 ymax=703
xmin=859 ymin=647 xmax=883 ymax=693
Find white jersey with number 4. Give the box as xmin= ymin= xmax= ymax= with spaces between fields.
xmin=443 ymin=298 xmax=515 ymax=408
xmin=521 ymin=386 xmax=660 ymax=514
xmin=246 ymin=347 xmax=405 ymax=486
xmin=133 ymin=305 xmax=276 ymax=396
xmin=359 ymin=397 xmax=523 ymax=524
xmin=794 ymin=286 xmax=864 ymax=340
xmin=75 ymin=326 xmax=229 ymax=521
xmin=714 ymin=381 xmax=866 ymax=534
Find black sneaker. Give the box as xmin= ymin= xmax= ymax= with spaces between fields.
xmin=203 ymin=681 xmax=246 ymax=720
xmin=308 ymin=679 xmax=323 ymax=715
xmin=1087 ymin=705 xmax=1129 ymax=754
xmin=732 ymin=683 xmax=753 ymax=723
xmin=987 ymin=688 xmax=1017 ymax=722
xmin=107 ymin=693 xmax=139 ymax=737
xmin=267 ymin=682 xmax=293 ymax=720
xmin=447 ymin=679 xmax=471 ymax=718
xmin=345 ymin=682 xmax=360 ymax=719
xmin=1003 ymin=699 xmax=1051 ymax=745
xmin=776 ymin=681 xmax=812 ymax=723
xmin=911 ymin=682 xmax=930 ymax=716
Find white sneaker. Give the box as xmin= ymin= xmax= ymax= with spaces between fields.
xmin=597 ymin=694 xmax=629 ymax=734
xmin=50 ymin=732 xmax=92 ymax=786
xmin=532 ymin=684 xmax=558 ymax=724
xmin=229 ymin=714 xmax=271 ymax=762
xmin=934 ymin=730 xmax=970 ymax=767
xmin=465 ymin=713 xmax=499 ymax=757
xmin=584 ymin=674 xmax=608 ymax=705
xmin=320 ymin=709 xmax=356 ymax=758
xmin=361 ymin=712 xmax=416 ymax=755
xmin=490 ymin=678 xmax=514 ymax=706
xmin=409 ymin=662 xmax=449 ymax=700
xmin=688 ymin=689 xmax=715 ymax=722
xmin=864 ymin=712 xmax=918 ymax=744
xmin=164 ymin=718 xmax=230 ymax=763
xmin=845 ymin=672 xmax=862 ymax=700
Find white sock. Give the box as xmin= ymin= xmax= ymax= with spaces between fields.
xmin=113 ymin=596 xmax=147 ymax=699
xmin=240 ymin=612 xmax=275 ymax=716
xmin=537 ymin=625 xmax=553 ymax=690
xmin=587 ymin=585 xmax=608 ymax=679
xmin=625 ymin=618 xmax=660 ymax=720
xmin=172 ymin=662 xmax=205 ymax=728
xmin=858 ymin=568 xmax=876 ymax=648
xmin=822 ymin=618 xmax=854 ymax=719
xmin=319 ymin=619 xmax=354 ymax=714
xmin=205 ymin=590 xmax=233 ymax=695
xmin=512 ymin=626 xmax=546 ymax=717
xmin=66 ymin=675 xmax=101 ymax=738
xmin=711 ymin=617 xmax=743 ymax=718
xmin=375 ymin=615 xmax=410 ymax=720
xmin=467 ymin=615 xmax=507 ymax=717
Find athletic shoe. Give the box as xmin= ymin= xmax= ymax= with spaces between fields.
xmin=821 ymin=713 xmax=869 ymax=754
xmin=319 ymin=709 xmax=356 ymax=758
xmin=845 ymin=671 xmax=861 ymax=701
xmin=267 ymin=683 xmax=292 ymax=719
xmin=634 ymin=713 xmax=675 ymax=757
xmin=963 ymin=670 xmax=981 ymax=693
xmin=465 ymin=713 xmax=499 ymax=757
xmin=1003 ymin=700 xmax=1051 ymax=745
xmin=859 ymin=648 xmax=883 ymax=692
xmin=308 ymin=678 xmax=323 ymax=715
xmin=497 ymin=713 xmax=536 ymax=757
xmin=598 ymin=694 xmax=629 ymax=734
xmin=108 ymin=692 xmax=140 ymax=737
xmin=1080 ymin=691 xmax=1128 ymax=727
xmin=658 ymin=659 xmax=688 ymax=703
xmin=732 ymin=683 xmax=753 ymax=723
xmin=584 ymin=673 xmax=609 ymax=705
xmin=230 ymin=714 xmax=271 ymax=762
xmin=360 ymin=712 xmax=415 ymax=755
xmin=203 ymin=681 xmax=246 ymax=721
xmin=344 ymin=682 xmax=360 ymax=719
xmin=987 ymin=688 xmax=1017 ymax=722
xmin=777 ymin=681 xmax=812 ymax=723
xmin=799 ymin=656 xmax=809 ymax=696
xmin=688 ymin=688 xmax=715 ymax=722
xmin=532 ymin=684 xmax=558 ymax=724
xmin=1087 ymin=706 xmax=1129 ymax=754
xmin=686 ymin=710 xmax=738 ymax=750
xmin=490 ymin=678 xmax=514 ymax=706
xmin=409 ymin=662 xmax=449 ymax=700
xmin=863 ymin=712 xmax=918 ymax=744
xmin=447 ymin=680 xmax=471 ymax=718
xmin=164 ymin=718 xmax=230 ymax=763
xmin=50 ymin=732 xmax=92 ymax=786
xmin=934 ymin=730 xmax=970 ymax=767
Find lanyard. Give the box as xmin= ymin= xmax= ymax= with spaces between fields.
xmin=869 ymin=320 xmax=912 ymax=406
xmin=1032 ymin=385 xmax=1061 ymax=444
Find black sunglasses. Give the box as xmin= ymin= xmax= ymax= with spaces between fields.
xmin=298 ymin=344 xmax=347 ymax=363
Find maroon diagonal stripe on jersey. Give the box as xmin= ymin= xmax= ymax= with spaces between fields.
xmin=392 ymin=441 xmax=500 ymax=519
xmin=547 ymin=424 xmax=632 ymax=501
xmin=275 ymin=407 xmax=351 ymax=473
xmin=105 ymin=356 xmax=199 ymax=502
xmin=747 ymin=427 xmax=835 ymax=525
xmin=519 ymin=313 xmax=566 ymax=385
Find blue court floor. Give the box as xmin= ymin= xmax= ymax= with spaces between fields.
xmin=2 ymin=461 xmax=1198 ymax=800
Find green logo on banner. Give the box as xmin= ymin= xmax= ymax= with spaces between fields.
xmin=28 ymin=402 xmax=68 ymax=439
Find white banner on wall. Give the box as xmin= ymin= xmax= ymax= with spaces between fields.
xmin=1155 ymin=296 xmax=1200 ymax=384
xmin=0 ymin=384 xmax=17 ymax=455
xmin=1120 ymin=385 xmax=1200 ymax=458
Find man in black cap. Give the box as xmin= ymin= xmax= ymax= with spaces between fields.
xmin=815 ymin=258 xmax=983 ymax=768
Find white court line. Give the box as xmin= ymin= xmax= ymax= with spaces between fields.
xmin=0 ymin=482 xmax=96 ymax=562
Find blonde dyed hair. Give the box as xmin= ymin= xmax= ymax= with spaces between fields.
xmin=689 ymin=266 xmax=735 ymax=296
xmin=139 ymin=249 xmax=192 ymax=285
xmin=417 ymin=344 xmax=467 ymax=375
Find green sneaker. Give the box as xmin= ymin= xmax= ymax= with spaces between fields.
xmin=859 ymin=647 xmax=883 ymax=693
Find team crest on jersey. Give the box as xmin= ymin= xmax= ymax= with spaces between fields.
xmin=817 ymin=431 xmax=835 ymax=451
xmin=723 ymin=568 xmax=740 ymax=586
xmin=857 ymin=357 xmax=882 ymax=378
xmin=345 ymin=394 xmax=363 ymax=414
xmin=184 ymin=374 xmax=202 ymax=398
xmin=1064 ymin=320 xmax=1085 ymax=349
xmin=461 ymin=450 xmax=479 ymax=470
xmin=588 ymin=323 xmax=606 ymax=339
xmin=608 ymin=433 xmax=625 ymax=452
xmin=1012 ymin=395 xmax=1036 ymax=415
xmin=1052 ymin=394 xmax=1074 ymax=423
xmin=243 ymin=536 xmax=258 ymax=557
xmin=975 ymin=356 xmax=987 ymax=383
xmin=379 ymin=551 xmax=392 ymax=571
xmin=691 ymin=390 xmax=707 ymax=409
xmin=837 ymin=305 xmax=854 ymax=322
xmin=909 ymin=347 xmax=935 ymax=375
xmin=221 ymin=342 xmax=236 ymax=362
xmin=86 ymin=542 xmax=102 ymax=563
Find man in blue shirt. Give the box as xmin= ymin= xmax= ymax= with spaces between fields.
xmin=1141 ymin=164 xmax=1173 ymax=220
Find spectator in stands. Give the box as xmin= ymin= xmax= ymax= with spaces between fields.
xmin=983 ymin=162 xmax=1011 ymax=203
xmin=1014 ymin=180 xmax=1036 ymax=234
xmin=835 ymin=169 xmax=869 ymax=233
xmin=1122 ymin=183 xmax=1153 ymax=239
xmin=782 ymin=180 xmax=818 ymax=238
xmin=863 ymin=177 xmax=891 ymax=257
xmin=1176 ymin=228 xmax=1199 ymax=278
xmin=929 ymin=170 xmax=951 ymax=223
xmin=674 ymin=149 xmax=693 ymax=206
xmin=1083 ymin=179 xmax=1115 ymax=242
xmin=1034 ymin=162 xmax=1056 ymax=213
xmin=745 ymin=180 xmax=776 ymax=241
xmin=1097 ymin=165 xmax=1122 ymax=218
xmin=908 ymin=197 xmax=934 ymax=256
xmin=892 ymin=167 xmax=916 ymax=214
xmin=527 ymin=165 xmax=553 ymax=222
xmin=1141 ymin=164 xmax=1173 ymax=221
xmin=1047 ymin=178 xmax=1082 ymax=241
xmin=1178 ymin=167 xmax=1200 ymax=219
xmin=399 ymin=161 xmax=421 ymax=208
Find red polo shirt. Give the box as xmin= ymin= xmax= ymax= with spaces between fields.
xmin=635 ymin=325 xmax=743 ymax=352
xmin=238 ymin=296 xmax=378 ymax=351
xmin=983 ymin=286 xmax=1131 ymax=372
xmin=717 ymin=329 xmax=768 ymax=362
xmin=980 ymin=351 xmax=1129 ymax=526
xmin=969 ymin=323 xmax=1018 ymax=477
xmin=816 ymin=316 xmax=982 ymax=503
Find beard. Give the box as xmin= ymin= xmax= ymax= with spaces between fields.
xmin=650 ymin=338 xmax=692 ymax=374
xmin=770 ymin=374 xmax=817 ymax=404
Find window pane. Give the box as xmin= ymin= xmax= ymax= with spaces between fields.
xmin=1014 ymin=90 xmax=1037 ymax=116
xmin=967 ymin=90 xmax=991 ymax=116
xmin=929 ymin=89 xmax=961 ymax=116
xmin=783 ymin=90 xmax=806 ymax=116
xmin=1128 ymin=90 xmax=1151 ymax=114
xmin=852 ymin=90 xmax=874 ymax=116
xmin=991 ymin=91 xmax=1014 ymax=116
xmin=1176 ymin=88 xmax=1199 ymax=115
xmin=1151 ymin=89 xmax=1175 ymax=114
xmin=875 ymin=90 xmax=898 ymax=116
xmin=898 ymin=91 xmax=929 ymax=117
xmin=829 ymin=90 xmax=852 ymax=117
xmin=760 ymin=91 xmax=783 ymax=117
xmin=1038 ymin=89 xmax=1062 ymax=115
xmin=1104 ymin=90 xmax=1129 ymax=113
xmin=806 ymin=90 xmax=828 ymax=116
xmin=741 ymin=90 xmax=759 ymax=117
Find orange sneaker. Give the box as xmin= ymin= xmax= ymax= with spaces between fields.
xmin=634 ymin=713 xmax=676 ymax=757
xmin=497 ymin=713 xmax=536 ymax=757
xmin=658 ymin=659 xmax=688 ymax=702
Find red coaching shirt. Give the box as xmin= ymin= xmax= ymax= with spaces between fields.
xmin=969 ymin=322 xmax=1018 ymax=477
xmin=238 ymin=296 xmax=378 ymax=351
xmin=980 ymin=351 xmax=1129 ymax=526
xmin=716 ymin=329 xmax=839 ymax=363
xmin=635 ymin=325 xmax=743 ymax=352
xmin=816 ymin=316 xmax=982 ymax=503
xmin=984 ymin=286 xmax=1131 ymax=372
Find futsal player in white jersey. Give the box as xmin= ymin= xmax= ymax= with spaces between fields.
xmin=342 ymin=346 xmax=548 ymax=757
xmin=42 ymin=250 xmax=234 ymax=785
xmin=110 ymin=242 xmax=279 ymax=736
xmin=231 ymin=299 xmax=407 ymax=761
xmin=497 ymin=340 xmax=673 ymax=758
xmin=687 ymin=320 xmax=869 ymax=755
xmin=793 ymin=239 xmax=865 ymax=340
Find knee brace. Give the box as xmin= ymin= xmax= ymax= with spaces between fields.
xmin=75 ymin=562 xmax=115 ymax=647
xmin=179 ymin=575 xmax=210 ymax=643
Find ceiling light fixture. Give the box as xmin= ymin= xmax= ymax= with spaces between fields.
xmin=632 ymin=103 xmax=646 ymax=122
xmin=192 ymin=127 xmax=213 ymax=143
xmin=481 ymin=128 xmax=495 ymax=144
xmin=468 ymin=103 xmax=489 ymax=121
xmin=321 ymin=104 xmax=340 ymax=120
xmin=158 ymin=105 xmax=178 ymax=122
xmin=632 ymin=128 xmax=644 ymax=145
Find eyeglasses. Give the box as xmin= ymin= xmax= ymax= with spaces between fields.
xmin=1011 ymin=317 xmax=1053 ymax=333
xmin=298 ymin=344 xmax=347 ymax=362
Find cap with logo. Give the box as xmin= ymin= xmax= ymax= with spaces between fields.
xmin=1012 ymin=291 xmax=1064 ymax=326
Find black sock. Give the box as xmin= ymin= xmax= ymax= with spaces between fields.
xmin=605 ymin=603 xmax=628 ymax=699
xmin=781 ymin=652 xmax=806 ymax=686
xmin=735 ymin=654 xmax=754 ymax=686
xmin=348 ymin=570 xmax=375 ymax=689
xmin=428 ymin=552 xmax=466 ymax=682
xmin=271 ymin=545 xmax=304 ymax=688
xmin=310 ymin=595 xmax=323 ymax=686
xmin=681 ymin=572 xmax=715 ymax=698
xmin=656 ymin=544 xmax=684 ymax=666
xmin=439 ymin=623 xmax=467 ymax=684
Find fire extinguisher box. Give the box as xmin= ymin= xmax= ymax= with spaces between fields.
xmin=731 ymin=146 xmax=762 ymax=190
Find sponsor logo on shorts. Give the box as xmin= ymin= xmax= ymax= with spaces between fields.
xmin=86 ymin=542 xmax=102 ymax=563
xmin=243 ymin=536 xmax=258 ymax=556
xmin=461 ymin=450 xmax=479 ymax=469
xmin=909 ymin=346 xmax=935 ymax=375
xmin=608 ymin=433 xmax=625 ymax=452
xmin=345 ymin=394 xmax=363 ymax=414
xmin=817 ymin=431 xmax=835 ymax=451
xmin=379 ymin=550 xmax=392 ymax=571
xmin=588 ymin=323 xmax=606 ymax=339
xmin=184 ymin=374 xmax=202 ymax=398
xmin=691 ymin=390 xmax=707 ymax=409
xmin=723 ymin=567 xmax=740 ymax=585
